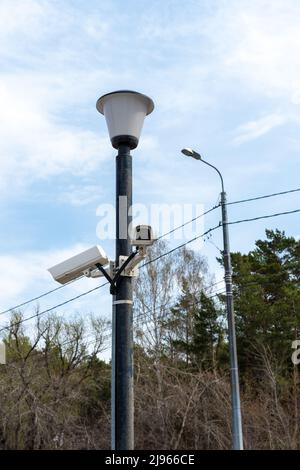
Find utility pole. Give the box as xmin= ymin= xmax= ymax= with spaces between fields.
xmin=221 ymin=190 xmax=243 ymax=450
xmin=181 ymin=148 xmax=243 ymax=450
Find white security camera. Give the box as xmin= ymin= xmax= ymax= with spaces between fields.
xmin=131 ymin=225 xmax=156 ymax=247
xmin=48 ymin=245 xmax=109 ymax=284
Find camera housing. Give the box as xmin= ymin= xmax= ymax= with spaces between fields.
xmin=48 ymin=245 xmax=109 ymax=284
xmin=130 ymin=225 xmax=156 ymax=247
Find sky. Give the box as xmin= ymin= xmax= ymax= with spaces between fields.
xmin=0 ymin=0 xmax=299 ymax=343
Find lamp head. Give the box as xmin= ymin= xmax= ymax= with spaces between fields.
xmin=96 ymin=90 xmax=154 ymax=149
xmin=181 ymin=148 xmax=201 ymax=160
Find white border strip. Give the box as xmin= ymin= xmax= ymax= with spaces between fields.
xmin=113 ymin=300 xmax=133 ymax=305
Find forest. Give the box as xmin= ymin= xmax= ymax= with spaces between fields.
xmin=0 ymin=229 xmax=299 ymax=449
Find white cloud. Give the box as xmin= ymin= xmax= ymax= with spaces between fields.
xmin=0 ymin=0 xmax=113 ymax=64
xmin=232 ymin=113 xmax=288 ymax=145
xmin=137 ymin=0 xmax=208 ymax=42
xmin=0 ymin=244 xmax=90 ymax=311
xmin=207 ymin=0 xmax=300 ymax=102
xmin=0 ymin=244 xmax=112 ymax=343
xmin=83 ymin=16 xmax=110 ymax=39
xmin=0 ymin=0 xmax=298 ymax=308
xmin=129 ymin=0 xmax=300 ymax=130
xmin=0 ymin=76 xmax=111 ymax=195
xmin=59 ymin=185 xmax=101 ymax=207
xmin=0 ymin=0 xmax=51 ymax=47
xmin=0 ymin=0 xmax=118 ymax=198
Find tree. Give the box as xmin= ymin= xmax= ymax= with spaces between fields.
xmin=229 ymin=229 xmax=300 ymax=379
xmin=166 ymin=281 xmax=221 ymax=370
xmin=0 ymin=311 xmax=110 ymax=449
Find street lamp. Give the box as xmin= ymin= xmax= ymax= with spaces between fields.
xmin=97 ymin=90 xmax=154 ymax=450
xmin=181 ymin=147 xmax=244 ymax=450
xmin=96 ymin=90 xmax=154 ymax=149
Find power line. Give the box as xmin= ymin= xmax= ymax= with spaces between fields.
xmin=5 ymin=304 xmax=179 ymax=367
xmin=3 ymin=204 xmax=299 ymax=332
xmin=0 ymin=226 xmax=223 ymax=333
xmin=0 ymin=276 xmax=83 ymax=317
xmin=1 ymin=186 xmax=299 ymax=317
xmin=227 ymin=208 xmax=300 ymax=226
xmin=227 ymin=187 xmax=300 ymax=206
xmin=4 ymin=271 xmax=298 ymax=364
xmin=142 ymin=224 xmax=221 ymax=268
xmin=133 ymin=272 xmax=300 ymax=326
xmin=156 ymin=204 xmax=220 ymax=240
xmin=133 ymin=279 xmax=226 ymax=321
xmin=133 ymin=288 xmax=227 ymax=325
xmin=156 ymin=187 xmax=300 ymax=240
xmin=0 ymin=281 xmax=109 ymax=333
xmin=1 ymin=205 xmax=299 ymax=330
xmin=0 ymin=203 xmax=220 ymax=317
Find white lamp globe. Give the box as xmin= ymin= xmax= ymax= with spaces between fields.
xmin=96 ymin=90 xmax=154 ymax=149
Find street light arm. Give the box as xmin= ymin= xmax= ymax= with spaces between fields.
xmin=199 ymin=157 xmax=225 ymax=194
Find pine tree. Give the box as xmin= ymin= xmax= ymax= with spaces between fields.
xmin=228 ymin=229 xmax=300 ymax=379
xmin=166 ymin=280 xmax=221 ymax=370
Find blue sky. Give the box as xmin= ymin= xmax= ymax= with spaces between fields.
xmin=0 ymin=0 xmax=299 ymax=331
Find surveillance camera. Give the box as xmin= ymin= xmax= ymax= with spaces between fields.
xmin=131 ymin=225 xmax=156 ymax=247
xmin=48 ymin=245 xmax=109 ymax=284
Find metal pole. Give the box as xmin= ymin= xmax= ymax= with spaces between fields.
xmin=221 ymin=190 xmax=243 ymax=450
xmin=114 ymin=143 xmax=134 ymax=450
xmin=111 ymin=294 xmax=116 ymax=450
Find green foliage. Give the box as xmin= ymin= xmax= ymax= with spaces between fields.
xmin=229 ymin=229 xmax=300 ymax=378
xmin=165 ymin=280 xmax=222 ymax=370
xmin=1 ymin=231 xmax=299 ymax=449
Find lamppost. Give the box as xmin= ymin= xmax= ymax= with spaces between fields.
xmin=181 ymin=148 xmax=243 ymax=450
xmin=96 ymin=91 xmax=154 ymax=450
